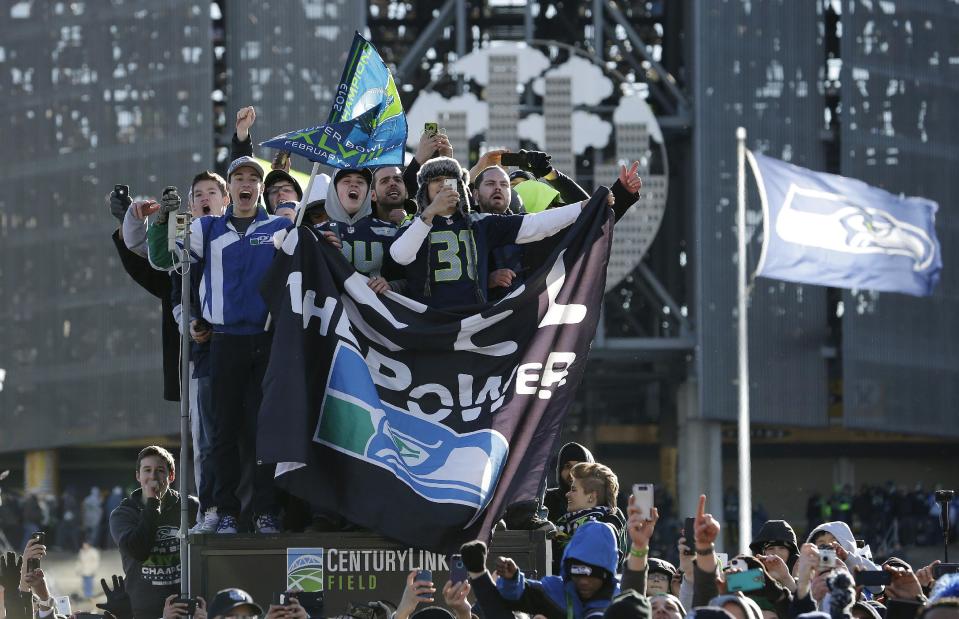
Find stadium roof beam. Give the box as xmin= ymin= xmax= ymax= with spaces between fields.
xmin=395 ymin=0 xmax=457 ymax=84
xmin=636 ymin=262 xmax=692 ymax=335
xmin=604 ymin=1 xmax=691 ymax=115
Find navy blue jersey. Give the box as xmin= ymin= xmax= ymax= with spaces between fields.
xmin=489 ymin=243 xmax=526 ymax=301
xmin=319 ymin=216 xmax=398 ymax=277
xmin=395 ymin=211 xmax=524 ymax=309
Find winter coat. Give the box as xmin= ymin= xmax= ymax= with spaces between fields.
xmin=544 ymin=442 xmax=594 ymax=523
xmin=492 ymin=520 xmax=622 ymax=619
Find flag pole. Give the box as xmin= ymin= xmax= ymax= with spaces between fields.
xmin=736 ymin=126 xmax=753 ymax=555
xmin=177 ymin=208 xmax=193 ymax=601
xmin=294 ymin=162 xmax=322 ymax=227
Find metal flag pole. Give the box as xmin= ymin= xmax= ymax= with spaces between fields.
xmin=177 ymin=206 xmax=193 ymax=603
xmin=736 ymin=126 xmax=753 ymax=556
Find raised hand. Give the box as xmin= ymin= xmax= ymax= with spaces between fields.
xmin=795 ymin=543 xmax=821 ymax=599
xmin=415 ymin=130 xmax=450 ymax=163
xmin=131 ymin=200 xmax=161 ymax=221
xmin=110 ymin=186 xmax=133 ymax=222
xmin=521 ymin=150 xmax=553 ymax=178
xmin=627 ymin=495 xmax=660 ymax=549
xmin=0 ymin=552 xmax=22 ymax=594
xmin=423 ymin=186 xmax=459 ymax=222
xmin=97 ymin=574 xmax=133 ymax=619
xmin=495 ymin=556 xmax=518 ymax=580
xmin=883 ymin=563 xmax=923 ymax=601
xmin=618 ymin=161 xmax=643 ymax=194
xmin=442 ymin=581 xmax=472 ymax=619
xmin=396 ymin=569 xmax=436 ymax=619
xmin=757 ymin=554 xmax=797 ymax=592
xmin=694 ymin=494 xmax=720 ymax=548
xmin=157 ymin=186 xmax=181 ymax=224
xmin=236 ymin=106 xmax=256 ymax=141
xmin=916 ymin=559 xmax=940 ymax=588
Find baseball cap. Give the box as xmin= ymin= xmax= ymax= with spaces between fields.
xmin=227 ymin=156 xmax=265 ymax=180
xmin=207 ymin=588 xmax=263 ymax=619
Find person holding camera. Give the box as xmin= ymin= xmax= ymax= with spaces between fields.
xmin=109 ymin=186 xmax=181 ymax=402
xmin=109 ymin=446 xmax=199 ymax=619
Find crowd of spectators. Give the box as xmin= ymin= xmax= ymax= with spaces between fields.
xmin=2 ymin=441 xmax=956 ymax=619
xmin=1 ymin=486 xmax=128 ymax=553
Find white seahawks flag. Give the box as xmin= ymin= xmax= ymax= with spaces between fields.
xmin=747 ymin=152 xmax=942 ymax=297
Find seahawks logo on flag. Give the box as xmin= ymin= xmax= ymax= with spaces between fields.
xmin=316 ymin=342 xmax=509 ymax=513
xmin=748 ymin=151 xmax=941 ymax=297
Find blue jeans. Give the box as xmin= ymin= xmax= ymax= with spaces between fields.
xmin=192 ymin=374 xmax=215 ymax=512
xmin=82 ymin=575 xmax=94 ymax=599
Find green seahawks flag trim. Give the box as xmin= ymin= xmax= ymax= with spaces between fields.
xmin=261 ymin=32 xmax=407 ymax=169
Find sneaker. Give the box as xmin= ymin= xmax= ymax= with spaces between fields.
xmin=306 ymin=514 xmax=343 ymax=533
xmin=190 ymin=508 xmax=220 ymax=535
xmin=215 ymin=514 xmax=239 ymax=534
xmin=255 ymin=513 xmax=281 ymax=534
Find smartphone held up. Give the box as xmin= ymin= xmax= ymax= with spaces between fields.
xmin=632 ymin=484 xmax=654 ymax=520
xmin=27 ymin=531 xmax=45 ymax=572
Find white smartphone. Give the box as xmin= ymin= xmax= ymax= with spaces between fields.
xmin=716 ymin=552 xmax=729 ymax=568
xmin=444 ymin=178 xmax=457 ymax=190
xmin=54 ymin=596 xmax=72 ymax=616
xmin=632 ymin=483 xmax=654 ymax=519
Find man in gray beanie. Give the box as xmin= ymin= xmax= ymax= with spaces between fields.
xmin=389 ymin=156 xmax=589 ymax=309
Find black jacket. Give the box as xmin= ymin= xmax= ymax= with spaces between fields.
xmin=112 ymin=230 xmax=179 ymax=401
xmin=544 ymin=442 xmax=595 ymax=523
xmin=109 ymin=489 xmax=198 ymax=619
xmin=750 ymin=519 xmax=800 ymax=570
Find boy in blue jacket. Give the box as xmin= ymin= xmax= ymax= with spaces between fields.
xmin=462 ymin=520 xmax=621 ymax=619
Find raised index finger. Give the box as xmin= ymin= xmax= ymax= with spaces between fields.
xmin=697 ymin=494 xmax=706 ymax=519
xmin=629 ymin=161 xmax=640 ymax=176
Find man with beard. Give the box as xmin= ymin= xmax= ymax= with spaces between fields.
xmin=371 ymin=165 xmax=413 ymax=225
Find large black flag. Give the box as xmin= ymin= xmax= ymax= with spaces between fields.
xmin=258 ymin=189 xmax=613 ymax=552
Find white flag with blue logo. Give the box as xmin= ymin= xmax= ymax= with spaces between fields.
xmin=747 ymin=152 xmax=941 ymax=297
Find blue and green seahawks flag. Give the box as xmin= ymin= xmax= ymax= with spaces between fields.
xmin=260 ymin=32 xmax=407 ymax=169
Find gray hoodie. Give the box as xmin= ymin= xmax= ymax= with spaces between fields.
xmin=806 ymin=521 xmax=881 ymax=573
xmin=324 ymin=168 xmax=373 ymax=225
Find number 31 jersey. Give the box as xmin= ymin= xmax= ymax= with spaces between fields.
xmin=394 ymin=211 xmax=523 ymax=309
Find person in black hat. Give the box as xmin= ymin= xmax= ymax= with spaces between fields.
xmin=302 ymin=199 xmax=328 ymax=226
xmin=264 ymin=169 xmax=303 ymax=220
xmin=750 ymin=520 xmax=800 ymax=573
xmin=207 ymin=588 xmax=262 ymax=619
xmin=646 ymin=559 xmax=679 ymax=596
xmin=604 ymin=590 xmax=652 ymax=619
